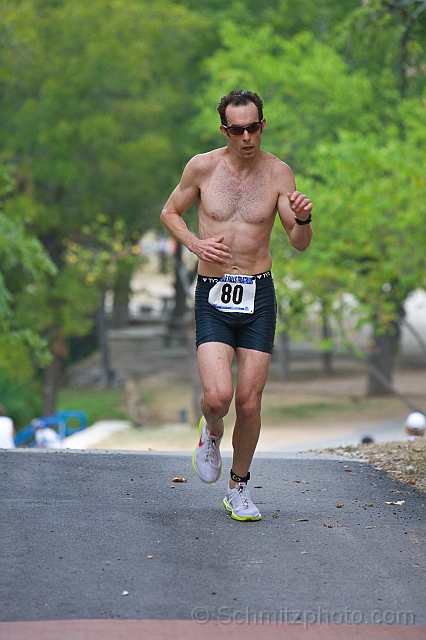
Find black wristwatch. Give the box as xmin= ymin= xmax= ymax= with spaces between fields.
xmin=294 ymin=213 xmax=312 ymax=225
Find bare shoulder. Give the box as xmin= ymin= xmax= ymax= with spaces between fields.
xmin=261 ymin=151 xmax=295 ymax=189
xmin=183 ymin=148 xmax=223 ymax=180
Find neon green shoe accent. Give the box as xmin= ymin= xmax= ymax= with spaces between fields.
xmin=223 ymin=486 xmax=262 ymax=521
xmin=223 ymin=496 xmax=262 ymax=521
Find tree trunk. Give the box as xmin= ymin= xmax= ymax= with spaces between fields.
xmin=42 ymin=332 xmax=68 ymax=416
xmin=278 ymin=330 xmax=290 ymax=380
xmin=165 ymin=242 xmax=189 ymax=346
xmin=321 ymin=303 xmax=333 ymax=375
xmin=111 ymin=262 xmax=133 ymax=328
xmin=96 ymin=296 xmax=113 ymax=388
xmin=187 ymin=319 xmax=203 ymax=424
xmin=366 ymin=321 xmax=400 ymax=396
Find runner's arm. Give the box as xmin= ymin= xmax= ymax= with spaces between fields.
xmin=160 ymin=157 xmax=232 ymax=264
xmin=276 ymin=168 xmax=313 ymax=252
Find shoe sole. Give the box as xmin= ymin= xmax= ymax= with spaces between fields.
xmin=222 ymin=497 xmax=262 ymax=522
xmin=191 ymin=416 xmax=222 ymax=484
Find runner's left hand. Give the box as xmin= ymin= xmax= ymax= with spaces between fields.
xmin=287 ymin=191 xmax=313 ymax=218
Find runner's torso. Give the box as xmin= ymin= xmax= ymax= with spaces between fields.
xmin=197 ymin=149 xmax=287 ymax=277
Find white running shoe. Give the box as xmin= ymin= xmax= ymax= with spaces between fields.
xmin=192 ymin=416 xmax=223 ymax=483
xmin=223 ymin=483 xmax=262 ymax=521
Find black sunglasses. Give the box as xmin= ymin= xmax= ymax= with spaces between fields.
xmin=222 ymin=119 xmax=264 ymax=136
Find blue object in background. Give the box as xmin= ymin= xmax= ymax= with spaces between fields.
xmin=14 ymin=411 xmax=87 ymax=448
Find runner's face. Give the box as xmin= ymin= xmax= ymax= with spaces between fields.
xmin=221 ymin=103 xmax=265 ymax=159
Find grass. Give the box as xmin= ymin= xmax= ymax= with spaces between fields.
xmin=57 ymin=387 xmax=129 ymax=426
xmin=263 ymin=401 xmax=351 ymax=420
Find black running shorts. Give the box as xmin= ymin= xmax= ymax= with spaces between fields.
xmin=195 ymin=271 xmax=277 ymax=354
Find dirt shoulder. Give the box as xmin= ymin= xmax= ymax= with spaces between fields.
xmin=323 ymin=438 xmax=426 ymax=493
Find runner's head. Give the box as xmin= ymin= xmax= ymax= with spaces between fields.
xmin=217 ymin=90 xmax=264 ymax=126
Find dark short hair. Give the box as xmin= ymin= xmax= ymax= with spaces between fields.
xmin=217 ymin=90 xmax=264 ymax=125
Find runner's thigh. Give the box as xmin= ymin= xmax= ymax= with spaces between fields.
xmin=197 ymin=342 xmax=235 ymax=401
xmin=235 ymin=348 xmax=271 ymax=403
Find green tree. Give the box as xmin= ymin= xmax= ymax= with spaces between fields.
xmin=337 ymin=0 xmax=426 ymax=99
xmin=303 ymin=113 xmax=426 ymax=392
xmin=0 ymin=161 xmax=56 ymax=425
xmin=193 ymin=22 xmax=426 ymax=390
xmin=0 ymin=162 xmax=56 ymax=383
xmin=191 ymin=26 xmax=378 ymax=169
xmin=0 ymin=0 xmax=210 ymax=412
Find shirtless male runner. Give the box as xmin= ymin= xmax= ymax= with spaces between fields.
xmin=160 ymin=90 xmax=313 ymax=521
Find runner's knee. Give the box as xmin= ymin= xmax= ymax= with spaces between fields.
xmin=235 ymin=393 xmax=262 ymax=421
xmin=203 ymin=387 xmax=233 ymax=418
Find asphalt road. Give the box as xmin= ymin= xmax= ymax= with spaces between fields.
xmin=1 ymin=449 xmax=425 ymax=631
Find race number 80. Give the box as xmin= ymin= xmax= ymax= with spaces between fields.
xmin=221 ymin=283 xmax=244 ymax=305
xmin=208 ymin=275 xmax=256 ymax=313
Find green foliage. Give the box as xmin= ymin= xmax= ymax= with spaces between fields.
xmin=63 ymin=216 xmax=145 ymax=291
xmin=0 ymin=371 xmax=42 ymax=430
xmin=0 ymin=0 xmax=213 ymax=410
xmin=336 ymin=0 xmax=426 ymax=99
xmin=0 ymin=162 xmax=57 ymax=380
xmin=192 ymin=27 xmax=378 ymax=169
xmin=178 ymin=0 xmax=359 ymax=38
xmin=194 ymin=16 xmax=426 ymax=357
xmin=0 ymin=0 xmax=210 ymax=228
xmin=305 ymin=118 xmax=426 ymax=320
xmin=0 ymin=0 xmax=425 ymax=389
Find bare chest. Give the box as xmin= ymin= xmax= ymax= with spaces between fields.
xmin=200 ymin=165 xmax=276 ymax=224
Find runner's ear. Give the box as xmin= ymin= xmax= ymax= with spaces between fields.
xmin=220 ymin=125 xmax=229 ymax=138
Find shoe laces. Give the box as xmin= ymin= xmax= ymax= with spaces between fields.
xmin=236 ymin=483 xmax=250 ymax=509
xmin=203 ymin=434 xmax=218 ymax=463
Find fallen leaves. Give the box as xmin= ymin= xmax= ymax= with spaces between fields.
xmin=325 ymin=439 xmax=426 ymax=492
xmin=335 ymin=504 xmax=344 ymax=508
xmin=172 ymin=476 xmax=187 ymax=483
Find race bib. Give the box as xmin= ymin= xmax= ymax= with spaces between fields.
xmin=208 ymin=274 xmax=256 ymax=313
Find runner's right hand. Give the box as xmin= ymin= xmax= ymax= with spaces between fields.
xmin=193 ymin=236 xmax=232 ymax=264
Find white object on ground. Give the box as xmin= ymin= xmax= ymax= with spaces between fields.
xmin=405 ymin=411 xmax=426 ymax=437
xmin=64 ymin=420 xmax=131 ymax=449
xmin=0 ymin=416 xmax=15 ymax=449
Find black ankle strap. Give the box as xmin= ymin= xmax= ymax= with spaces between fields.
xmin=230 ymin=470 xmax=250 ymax=484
